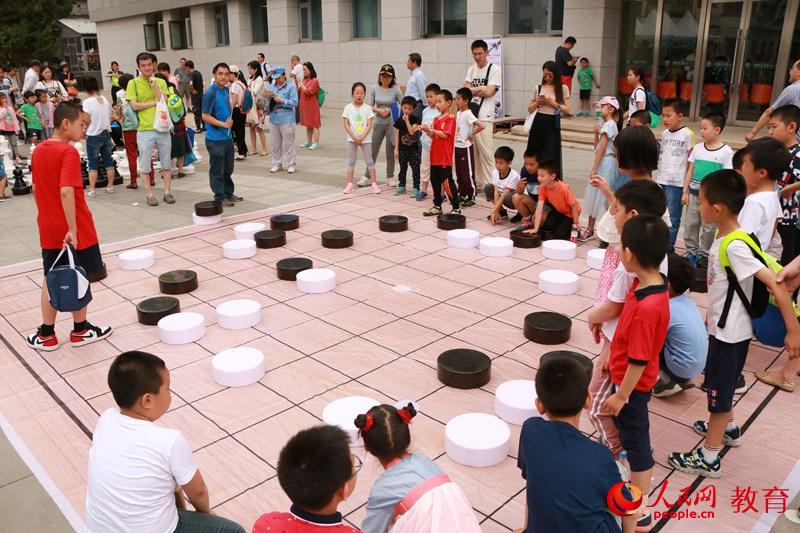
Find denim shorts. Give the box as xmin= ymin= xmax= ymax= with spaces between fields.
xmin=86 ymin=131 xmax=115 ymax=171
xmin=136 ymin=130 xmax=172 ymax=172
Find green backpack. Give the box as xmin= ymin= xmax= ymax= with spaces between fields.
xmin=718 ymin=230 xmax=799 ymax=347
xmin=317 ymin=87 xmax=326 ymax=107
xmin=167 ymin=88 xmax=185 ymax=124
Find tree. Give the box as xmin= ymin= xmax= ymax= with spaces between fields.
xmin=0 ymin=0 xmax=77 ymax=67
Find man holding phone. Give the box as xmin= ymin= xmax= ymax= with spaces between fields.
xmin=555 ymin=37 xmax=578 ymax=94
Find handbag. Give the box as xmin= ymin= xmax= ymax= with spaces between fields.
xmin=468 ymin=63 xmax=493 ymax=117
xmin=153 ymin=95 xmax=172 ymax=132
xmin=523 ymin=85 xmax=540 ymax=134
xmin=46 ymin=246 xmax=92 ymax=312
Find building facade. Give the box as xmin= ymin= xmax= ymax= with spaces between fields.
xmin=88 ymin=0 xmax=800 ymax=124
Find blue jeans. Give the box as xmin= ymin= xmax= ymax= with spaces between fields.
xmin=86 ymin=131 xmax=115 ymax=170
xmin=206 ymin=139 xmax=234 ymax=202
xmin=174 ymin=508 xmax=244 ymax=533
xmin=662 ymin=185 xmax=683 ymax=251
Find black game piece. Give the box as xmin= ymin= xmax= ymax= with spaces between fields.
xmin=379 ymin=215 xmax=408 ymax=232
xmin=11 ymin=166 xmax=31 ymax=195
xmin=88 ymin=262 xmax=108 ymax=283
xmin=96 ymin=165 xmax=109 ymax=189
xmin=321 ymin=229 xmax=353 ymax=249
xmin=509 ymin=230 xmax=542 ymax=248
xmin=437 ymin=213 xmax=466 ymax=230
xmin=437 ymin=349 xmax=491 ymax=389
xmin=136 ymin=296 xmax=181 ymax=325
xmin=270 ymin=214 xmax=300 ymax=231
xmin=254 ymin=229 xmax=286 ymax=249
xmin=524 ymin=312 xmax=571 ymax=345
xmin=195 ymin=201 xmax=223 ymax=217
xmin=158 ymin=270 xmax=198 ymax=294
xmin=276 ymin=257 xmax=313 ymax=281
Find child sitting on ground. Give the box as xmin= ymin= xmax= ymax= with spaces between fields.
xmin=253 ymin=425 xmax=361 ymax=532
xmin=602 ymin=214 xmax=671 ymax=530
xmin=768 ymin=105 xmax=800 ymax=265
xmin=526 ymin=159 xmax=581 ymax=240
xmin=356 ymin=404 xmax=479 ymax=533
xmin=581 ymin=96 xmax=621 ymax=241
xmin=669 ymin=170 xmax=800 ymax=477
xmin=86 ymin=351 xmax=244 ymax=532
xmin=652 ymin=253 xmax=708 ymax=398
xmin=512 ymin=149 xmax=540 ymax=229
xmin=485 ymin=145 xmax=521 ymax=225
xmin=517 ymin=350 xmax=633 ymax=533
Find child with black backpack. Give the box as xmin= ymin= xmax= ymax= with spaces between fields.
xmin=669 ymin=170 xmax=800 ymax=478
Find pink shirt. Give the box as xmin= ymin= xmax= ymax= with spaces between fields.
xmin=0 ymin=105 xmax=19 ymax=132
xmin=36 ymin=101 xmax=54 ymax=128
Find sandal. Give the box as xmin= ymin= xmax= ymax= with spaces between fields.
xmin=755 ymin=370 xmax=795 ymax=392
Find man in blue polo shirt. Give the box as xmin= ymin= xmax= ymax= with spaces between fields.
xmin=202 ymin=62 xmax=241 ymax=207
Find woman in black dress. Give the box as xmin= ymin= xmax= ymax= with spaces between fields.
xmin=526 ymin=61 xmax=570 ymax=174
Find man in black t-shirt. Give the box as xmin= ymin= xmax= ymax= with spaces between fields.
xmin=555 ymin=36 xmax=578 ymax=93
xmin=186 ymin=60 xmax=205 ymax=131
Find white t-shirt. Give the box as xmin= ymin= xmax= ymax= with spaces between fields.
xmin=421 ymin=106 xmax=438 ymax=150
xmin=342 ymin=102 xmax=374 ymax=143
xmin=292 ymin=63 xmax=304 ymax=83
xmin=491 ymin=168 xmax=520 ymax=193
xmin=464 ymin=62 xmax=502 ymax=121
xmin=706 ymin=237 xmax=764 ymax=343
xmin=628 ymin=87 xmax=646 ymax=123
xmin=687 ymin=143 xmax=735 ymax=189
xmin=229 ymin=80 xmax=246 ymax=108
xmin=601 ymin=257 xmax=669 ymax=340
xmin=455 ymin=109 xmax=478 ymax=148
xmin=656 ymin=126 xmax=695 ymax=187
xmin=85 ymin=409 xmax=198 ymax=533
xmin=738 ymin=190 xmax=783 ymax=258
xmin=82 ymin=96 xmax=113 ymax=136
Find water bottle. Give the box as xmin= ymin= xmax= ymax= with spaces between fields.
xmin=594 ymin=102 xmax=603 ymax=126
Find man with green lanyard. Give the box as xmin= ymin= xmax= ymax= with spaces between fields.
xmin=126 ymin=52 xmax=174 ymax=207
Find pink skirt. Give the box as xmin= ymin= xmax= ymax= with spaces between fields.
xmin=391 ymin=480 xmax=481 ymax=533
xmin=594 ymin=245 xmax=621 ymax=307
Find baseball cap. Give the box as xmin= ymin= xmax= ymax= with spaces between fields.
xmin=379 ymin=64 xmax=395 ymax=77
xmin=598 ymin=96 xmax=620 ymax=110
xmin=271 ymin=66 xmax=286 ymax=79
xmin=229 ymin=65 xmax=240 ymax=74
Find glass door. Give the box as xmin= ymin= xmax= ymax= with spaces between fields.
xmin=698 ymin=0 xmax=745 ymax=119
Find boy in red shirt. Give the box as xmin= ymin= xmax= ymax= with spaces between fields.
xmin=420 ymin=89 xmax=460 ymax=216
xmin=26 ymin=102 xmax=112 ymax=351
xmin=603 ymin=214 xmax=670 ymax=531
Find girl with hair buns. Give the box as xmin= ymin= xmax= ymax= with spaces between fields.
xmin=355 ymin=403 xmax=480 ymax=533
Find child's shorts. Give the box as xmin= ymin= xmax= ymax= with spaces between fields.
xmin=26 ymin=128 xmax=42 ymax=142
xmin=580 ymin=89 xmax=591 ymax=101
xmin=86 ymin=131 xmax=115 ymax=171
xmin=705 ymin=336 xmax=749 ymax=413
xmin=612 ymin=387 xmax=654 ymax=472
xmin=42 ymin=244 xmax=104 ymax=277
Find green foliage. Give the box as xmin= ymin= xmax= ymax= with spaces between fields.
xmin=0 ymin=0 xmax=77 ymax=66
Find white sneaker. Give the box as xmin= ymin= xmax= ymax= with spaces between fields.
xmin=287 ymin=167 xmax=296 ymax=174
xmin=270 ymin=166 xmax=281 ymax=173
xmin=87 ymin=190 xmax=96 ymax=197
xmin=235 ymin=154 xmax=245 ymax=161
xmin=388 ymin=178 xmax=398 ymax=187
xmin=356 ymin=176 xmax=371 ymax=187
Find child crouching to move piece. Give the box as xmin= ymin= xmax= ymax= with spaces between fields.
xmin=517 ymin=350 xmax=634 ymax=533
xmin=669 ymin=170 xmax=800 ymax=478
xmin=511 ymin=150 xmax=540 ymax=228
xmin=253 ymin=425 xmax=361 ymax=532
xmin=526 ymin=159 xmax=581 ymax=241
xmin=485 ymin=146 xmax=521 ymax=225
xmin=356 ymin=404 xmax=480 ymax=533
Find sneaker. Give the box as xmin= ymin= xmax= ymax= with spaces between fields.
xmin=105 ymin=187 xmax=115 ymax=193
xmin=309 ymin=143 xmax=320 ymax=150
xmin=356 ymin=176 xmax=371 ymax=187
xmin=26 ymin=330 xmax=59 ymax=352
xmin=302 ymin=142 xmax=312 ymax=148
xmin=499 ymin=208 xmax=509 ymax=219
xmin=227 ymin=194 xmax=243 ymax=203
xmin=126 ymin=183 xmax=138 ymax=189
xmin=735 ymin=373 xmax=746 ymax=394
xmin=462 ymin=198 xmax=476 ymax=207
xmin=423 ymin=206 xmax=443 ymax=217
xmin=270 ymin=166 xmax=281 ymax=173
xmin=343 ymin=183 xmax=354 ymax=194
xmin=388 ymin=178 xmax=398 ymax=187
xmin=87 ymin=190 xmax=96 ymax=198
xmin=416 ymin=191 xmax=428 ymax=202
xmin=146 ymin=195 xmax=159 ymax=207
xmin=287 ymin=167 xmax=296 ymax=174
xmin=577 ymin=228 xmax=594 ymax=242
xmin=598 ymin=240 xmax=609 ymax=249
xmin=371 ymin=182 xmax=381 ymax=194
xmin=510 ymin=213 xmax=523 ymax=224
xmin=450 ymin=208 xmax=462 ymax=215
xmin=0 ymin=195 xmax=11 ymax=202
xmin=235 ymin=154 xmax=246 ymax=161
xmin=70 ymin=323 xmax=113 ymax=347
xmin=163 ymin=193 xmax=176 ymax=204
xmin=411 ymin=188 xmax=420 ymax=198
xmin=693 ymin=420 xmax=742 ymax=447
xmin=652 ymin=377 xmax=693 ymax=398
xmin=222 ymin=198 xmax=235 ymax=207
xmin=394 ymin=186 xmax=406 ymax=196
xmin=668 ymin=447 xmax=721 ymax=478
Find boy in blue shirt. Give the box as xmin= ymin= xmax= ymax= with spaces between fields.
xmin=517 ymin=351 xmax=634 ymax=533
xmin=652 ymin=253 xmax=709 ymax=397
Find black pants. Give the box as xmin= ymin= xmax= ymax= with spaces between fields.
xmin=541 ymin=201 xmax=573 ymax=240
xmin=398 ymin=148 xmax=421 ymax=189
xmin=430 ymin=165 xmax=459 ymax=209
xmin=232 ymin=108 xmax=248 ymax=156
xmin=778 ymin=223 xmax=798 ymax=266
xmin=454 ymin=146 xmax=476 ymax=200
xmin=191 ymin=96 xmax=204 ymax=130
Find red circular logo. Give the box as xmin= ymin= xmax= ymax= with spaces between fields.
xmin=607 ymin=481 xmax=643 ymax=517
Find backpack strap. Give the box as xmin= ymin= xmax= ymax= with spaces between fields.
xmin=717 ymin=230 xmax=766 ymax=328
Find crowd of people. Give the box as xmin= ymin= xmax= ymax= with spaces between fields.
xmin=6 ymin=33 xmax=800 ymax=532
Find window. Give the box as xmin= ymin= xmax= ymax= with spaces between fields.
xmin=423 ymin=0 xmax=467 ymax=36
xmin=251 ymin=0 xmax=269 ymax=43
xmin=214 ymin=4 xmax=230 ymax=46
xmin=353 ymin=0 xmax=380 ymax=38
xmin=143 ymin=13 xmax=164 ymax=51
xmin=299 ymin=0 xmax=322 ymax=41
xmin=170 ymin=8 xmax=192 ymax=49
xmin=507 ymin=0 xmax=563 ymax=34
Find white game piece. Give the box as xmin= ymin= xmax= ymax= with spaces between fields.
xmin=394 ymin=399 xmax=422 ymax=413
xmin=223 ymin=239 xmax=257 ymax=259
xmin=542 ymin=239 xmax=577 ymax=261
xmin=447 ymin=229 xmax=480 ymax=249
xmin=479 ymin=237 xmax=514 ymax=257
xmin=494 ymin=380 xmax=540 ymax=425
xmin=211 ymin=347 xmax=266 ymax=387
xmin=192 ymin=212 xmax=222 ymax=226
xmin=587 ymin=248 xmax=606 ymax=270
xmin=118 ymin=249 xmax=155 ymax=270
xmin=296 ymin=268 xmax=336 ymax=294
xmin=234 ymin=222 xmax=267 ymax=241
xmin=393 ymin=285 xmax=412 ymax=293
xmin=322 ymin=396 xmax=380 ymax=446
xmin=445 ymin=413 xmax=510 ymax=467
xmin=157 ymin=312 xmax=205 ymax=344
xmin=538 ymin=269 xmax=579 ymax=296
xmin=216 ymin=299 xmax=262 ymax=329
